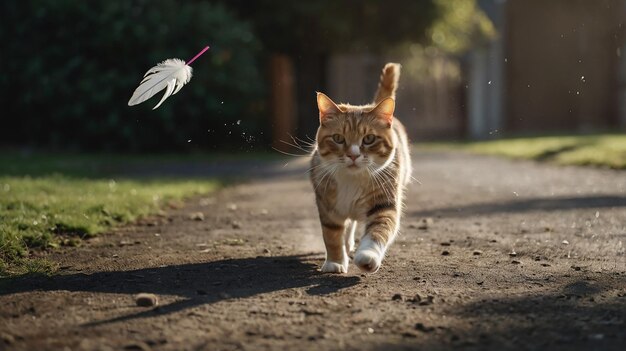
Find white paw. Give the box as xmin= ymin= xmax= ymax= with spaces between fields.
xmin=321 ymin=260 xmax=348 ymax=273
xmin=354 ymin=250 xmax=381 ymax=273
xmin=354 ymin=237 xmax=385 ymax=273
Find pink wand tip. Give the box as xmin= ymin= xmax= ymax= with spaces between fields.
xmin=186 ymin=46 xmax=210 ymax=65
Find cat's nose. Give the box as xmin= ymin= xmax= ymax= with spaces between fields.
xmin=347 ymin=144 xmax=360 ymax=161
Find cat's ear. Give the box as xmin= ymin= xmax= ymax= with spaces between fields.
xmin=317 ymin=92 xmax=341 ymax=123
xmin=370 ymin=97 xmax=395 ymax=125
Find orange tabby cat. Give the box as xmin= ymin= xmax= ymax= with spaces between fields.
xmin=310 ymin=63 xmax=412 ymax=273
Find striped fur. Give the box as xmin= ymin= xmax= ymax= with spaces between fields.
xmin=310 ymin=63 xmax=411 ymax=273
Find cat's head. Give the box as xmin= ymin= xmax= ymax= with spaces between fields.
xmin=315 ymin=92 xmax=396 ymax=173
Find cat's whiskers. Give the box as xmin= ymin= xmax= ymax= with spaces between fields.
xmin=378 ymin=166 xmax=400 ymax=185
xmin=271 ymin=146 xmax=309 ymax=158
xmin=305 ymin=162 xmax=329 ymax=174
xmin=367 ymin=164 xmax=393 ymax=204
xmin=313 ymin=162 xmax=338 ymax=193
xmin=289 ymin=133 xmax=317 ymax=149
xmin=277 ymin=140 xmax=313 ymax=155
xmin=375 ymin=166 xmax=396 ymax=203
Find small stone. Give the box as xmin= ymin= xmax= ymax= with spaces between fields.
xmin=0 ymin=332 xmax=15 ymax=345
xmin=367 ymin=327 xmax=374 ymax=334
xmin=511 ymin=260 xmax=521 ymax=264
xmin=440 ymin=242 xmax=451 ymax=246
xmin=227 ymin=203 xmax=238 ymax=211
xmin=409 ymin=294 xmax=422 ymax=303
xmin=262 ymin=248 xmax=271 ymax=254
xmin=415 ymin=323 xmax=435 ymax=332
xmin=562 ymin=240 xmax=569 ymax=245
xmin=571 ymin=265 xmax=582 ymax=271
xmin=199 ymin=197 xmax=215 ymax=206
xmin=473 ymin=250 xmax=483 ymax=255
xmin=391 ymin=293 xmax=403 ymax=301
xmin=417 ymin=217 xmax=434 ymax=230
xmin=135 ymin=293 xmax=159 ymax=307
xmin=441 ymin=250 xmax=450 ymax=256
xmin=541 ymin=263 xmax=551 ymax=267
xmin=231 ymin=220 xmax=241 ymax=229
xmin=418 ymin=295 xmax=434 ymax=306
xmin=509 ymin=251 xmax=517 ymax=257
xmin=189 ymin=212 xmax=204 ymax=221
xmin=124 ymin=342 xmax=152 ymax=351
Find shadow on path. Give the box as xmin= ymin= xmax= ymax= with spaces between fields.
xmin=411 ymin=195 xmax=626 ymax=218
xmin=0 ymin=255 xmax=359 ymax=326
xmin=443 ymin=278 xmax=626 ymax=350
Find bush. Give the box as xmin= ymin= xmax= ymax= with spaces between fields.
xmin=0 ymin=1 xmax=266 ymax=152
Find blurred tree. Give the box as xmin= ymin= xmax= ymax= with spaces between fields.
xmin=428 ymin=0 xmax=496 ymax=54
xmin=0 ymin=1 xmax=265 ymax=152
xmin=221 ymin=0 xmax=439 ymax=54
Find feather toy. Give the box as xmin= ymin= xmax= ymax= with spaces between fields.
xmin=128 ymin=46 xmax=209 ymax=109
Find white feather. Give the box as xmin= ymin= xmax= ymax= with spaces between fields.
xmin=128 ymin=58 xmax=193 ymax=110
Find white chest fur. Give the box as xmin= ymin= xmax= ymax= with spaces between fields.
xmin=333 ymin=171 xmax=367 ymax=218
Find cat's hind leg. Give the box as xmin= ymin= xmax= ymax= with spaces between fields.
xmin=345 ymin=220 xmax=357 ymax=253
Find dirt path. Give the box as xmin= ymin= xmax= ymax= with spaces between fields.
xmin=1 ymin=151 xmax=625 ymax=351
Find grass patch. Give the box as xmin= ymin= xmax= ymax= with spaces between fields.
xmin=0 ymin=152 xmax=223 ymax=276
xmin=418 ymin=134 xmax=626 ymax=169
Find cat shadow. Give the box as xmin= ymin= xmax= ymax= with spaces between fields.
xmin=0 ymin=254 xmax=360 ymax=327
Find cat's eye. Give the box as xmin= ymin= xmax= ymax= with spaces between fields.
xmin=332 ymin=134 xmax=345 ymax=144
xmin=362 ymin=134 xmax=376 ymax=145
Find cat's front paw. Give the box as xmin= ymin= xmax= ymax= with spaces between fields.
xmin=321 ymin=260 xmax=348 ymax=273
xmin=354 ymin=250 xmax=381 ymax=273
xmin=354 ymin=237 xmax=384 ymax=273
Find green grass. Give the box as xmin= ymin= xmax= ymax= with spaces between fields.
xmin=0 ymin=152 xmax=225 ymax=276
xmin=418 ymin=134 xmax=626 ymax=169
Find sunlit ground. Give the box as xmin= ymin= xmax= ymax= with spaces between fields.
xmin=417 ymin=134 xmax=626 ymax=169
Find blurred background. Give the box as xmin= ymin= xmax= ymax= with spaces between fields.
xmin=0 ymin=0 xmax=625 ymax=153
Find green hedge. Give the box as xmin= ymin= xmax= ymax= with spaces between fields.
xmin=0 ymin=1 xmax=266 ymax=151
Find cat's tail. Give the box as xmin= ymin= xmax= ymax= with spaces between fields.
xmin=373 ymin=63 xmax=401 ymax=103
